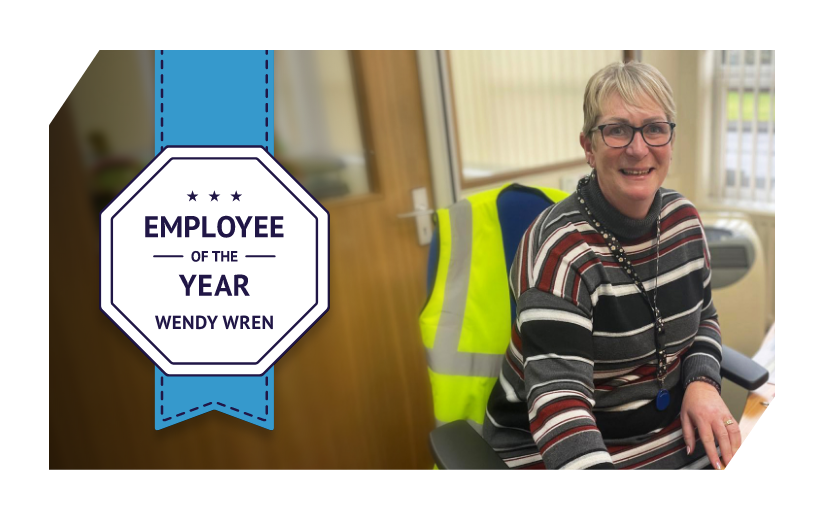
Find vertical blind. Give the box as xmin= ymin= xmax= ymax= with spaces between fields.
xmin=714 ymin=50 xmax=775 ymax=204
xmin=448 ymin=50 xmax=623 ymax=184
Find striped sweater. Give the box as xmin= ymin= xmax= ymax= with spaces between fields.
xmin=483 ymin=177 xmax=722 ymax=469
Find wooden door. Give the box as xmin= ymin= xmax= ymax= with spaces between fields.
xmin=50 ymin=50 xmax=436 ymax=469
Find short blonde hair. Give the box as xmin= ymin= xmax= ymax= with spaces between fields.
xmin=582 ymin=61 xmax=676 ymax=136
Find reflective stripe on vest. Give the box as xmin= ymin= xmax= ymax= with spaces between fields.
xmin=420 ymin=184 xmax=569 ymax=430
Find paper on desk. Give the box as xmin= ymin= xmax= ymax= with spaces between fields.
xmin=751 ymin=327 xmax=775 ymax=384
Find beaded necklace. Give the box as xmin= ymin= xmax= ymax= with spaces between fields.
xmin=576 ymin=172 xmax=670 ymax=411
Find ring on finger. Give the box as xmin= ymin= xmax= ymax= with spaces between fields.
xmin=723 ymin=418 xmax=735 ymax=426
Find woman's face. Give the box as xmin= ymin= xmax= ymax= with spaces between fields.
xmin=580 ymin=92 xmax=673 ymax=218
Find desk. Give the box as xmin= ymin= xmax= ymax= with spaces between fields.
xmin=738 ymin=324 xmax=775 ymax=442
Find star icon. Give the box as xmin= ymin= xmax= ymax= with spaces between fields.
xmin=187 ymin=191 xmax=198 ymax=201
xmin=231 ymin=191 xmax=242 ymax=201
xmin=209 ymin=191 xmax=220 ymax=201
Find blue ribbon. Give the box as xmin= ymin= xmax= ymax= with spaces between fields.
xmin=155 ymin=366 xmax=274 ymax=430
xmin=155 ymin=50 xmax=273 ymax=151
xmin=153 ymin=50 xmax=275 ymax=430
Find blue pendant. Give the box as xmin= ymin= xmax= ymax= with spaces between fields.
xmin=656 ymin=389 xmax=670 ymax=411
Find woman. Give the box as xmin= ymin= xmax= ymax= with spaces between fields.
xmin=483 ymin=61 xmax=740 ymax=469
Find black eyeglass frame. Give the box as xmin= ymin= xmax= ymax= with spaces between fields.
xmin=591 ymin=122 xmax=677 ymax=148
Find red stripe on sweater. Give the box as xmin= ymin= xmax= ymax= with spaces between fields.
xmin=537 ymin=233 xmax=585 ymax=292
xmin=571 ymin=273 xmax=582 ymax=307
xmin=578 ymin=257 xmax=600 ymax=278
xmin=596 ymin=364 xmax=660 ymax=387
xmin=532 ymin=399 xmax=589 ymax=431
xmin=701 ymin=322 xmax=721 ymax=335
xmin=589 ymin=203 xmax=696 ymax=247
xmin=516 ymin=219 xmax=537 ymax=296
xmin=541 ymin=424 xmax=601 ymax=452
xmin=579 ymin=231 xmax=609 ymax=246
xmin=631 ymin=234 xmax=703 ymax=265
xmin=506 ymin=350 xmax=524 ymax=379
xmin=660 ymin=206 xmax=698 ymax=232
xmin=520 ymin=461 xmax=546 ymax=470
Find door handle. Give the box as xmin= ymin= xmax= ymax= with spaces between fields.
xmin=397 ymin=187 xmax=433 ymax=246
xmin=397 ymin=209 xmax=434 ymax=219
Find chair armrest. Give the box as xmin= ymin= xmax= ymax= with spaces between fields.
xmin=721 ymin=345 xmax=769 ymax=391
xmin=429 ymin=420 xmax=510 ymax=470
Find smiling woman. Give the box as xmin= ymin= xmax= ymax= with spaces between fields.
xmin=579 ymin=64 xmax=676 ymax=219
xmin=483 ymin=62 xmax=738 ymax=470
xmin=581 ymin=94 xmax=672 ymax=218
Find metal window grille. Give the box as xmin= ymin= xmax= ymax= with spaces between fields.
xmin=712 ymin=50 xmax=775 ymax=205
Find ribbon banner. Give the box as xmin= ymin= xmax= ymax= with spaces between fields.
xmin=100 ymin=51 xmax=329 ymax=430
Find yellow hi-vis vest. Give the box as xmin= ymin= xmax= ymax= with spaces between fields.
xmin=420 ymin=184 xmax=569 ymax=431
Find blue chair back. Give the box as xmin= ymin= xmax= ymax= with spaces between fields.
xmin=426 ymin=184 xmax=558 ymax=324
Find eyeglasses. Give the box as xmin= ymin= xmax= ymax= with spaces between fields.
xmin=592 ymin=122 xmax=676 ymax=148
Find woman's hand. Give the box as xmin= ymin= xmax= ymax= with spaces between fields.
xmin=681 ymin=381 xmax=741 ymax=469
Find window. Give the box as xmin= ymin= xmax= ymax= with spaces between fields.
xmin=446 ymin=50 xmax=624 ymax=189
xmin=272 ymin=50 xmax=373 ymax=199
xmin=711 ymin=50 xmax=775 ymax=206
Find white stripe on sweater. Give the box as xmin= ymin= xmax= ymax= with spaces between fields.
xmin=508 ymin=340 xmax=523 ymax=364
xmin=607 ymin=373 xmax=642 ymax=385
xmin=592 ymin=299 xmax=703 ymax=339
xmin=595 ymin=399 xmax=652 ymax=412
xmin=666 ymin=299 xmax=704 ymax=322
xmin=593 ymin=351 xmax=655 ymax=365
xmin=592 ymin=366 xmax=638 ymax=380
xmin=702 ymin=298 xmax=715 ymax=312
xmin=540 ymin=210 xmax=580 ymax=234
xmin=611 ymin=429 xmax=684 ymax=463
xmin=518 ymin=308 xmax=593 ymax=331
xmin=681 ymin=446 xmax=721 ymax=471
xmin=650 ymin=257 xmax=707 ymax=289
xmin=527 ymin=379 xmax=596 ymax=403
xmin=683 ymin=351 xmax=722 ymax=367
xmin=632 ymin=449 xmax=688 ymax=469
xmin=694 ymin=335 xmax=722 ymax=353
xmin=590 ymin=258 xmax=705 ymax=307
xmin=485 ymin=409 xmax=531 ymax=433
xmin=628 ymin=219 xmax=702 ymax=254
xmin=661 ymin=197 xmax=692 ymax=217
xmin=593 ymin=324 xmax=654 ymax=339
xmin=526 ymin=222 xmax=535 ymax=291
xmin=504 ymin=453 xmax=543 ymax=467
xmin=533 ymin=409 xmax=593 ymax=442
xmin=560 ymin=450 xmax=614 ymax=470
xmin=524 ymin=352 xmax=594 ymax=368
xmin=531 ymin=221 xmax=585 ymax=284
xmin=681 ymin=455 xmax=711 ymax=470
xmin=555 ymin=241 xmax=591 ymax=296
xmin=529 ymin=389 xmax=595 ymax=419
xmin=499 ymin=368 xmax=521 ymax=403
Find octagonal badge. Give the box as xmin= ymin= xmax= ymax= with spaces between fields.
xmin=101 ymin=146 xmax=329 ymax=376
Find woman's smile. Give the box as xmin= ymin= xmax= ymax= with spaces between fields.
xmin=580 ymin=92 xmax=673 ymax=219
xmin=620 ymin=167 xmax=655 ymax=176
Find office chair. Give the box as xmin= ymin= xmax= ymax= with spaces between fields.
xmin=423 ymin=184 xmax=769 ymax=470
